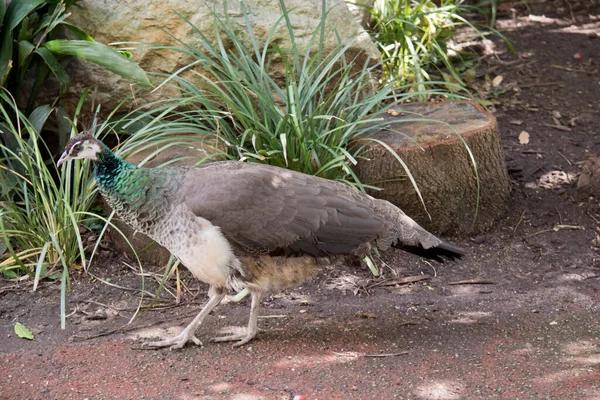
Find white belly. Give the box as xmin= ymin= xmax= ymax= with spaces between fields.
xmin=176 ymin=224 xmax=233 ymax=287
xmin=154 ymin=209 xmax=234 ymax=288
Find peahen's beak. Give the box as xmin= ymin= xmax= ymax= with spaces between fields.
xmin=56 ymin=152 xmax=70 ymax=167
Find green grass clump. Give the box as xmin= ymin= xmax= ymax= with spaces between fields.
xmin=113 ymin=0 xmax=453 ymax=191
xmin=370 ymin=0 xmax=478 ymax=97
xmin=0 ymin=91 xmax=97 ymax=328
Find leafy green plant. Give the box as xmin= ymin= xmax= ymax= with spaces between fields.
xmin=113 ymin=0 xmax=453 ymax=191
xmin=370 ymin=0 xmax=474 ymax=97
xmin=0 ymin=0 xmax=151 ymax=115
xmin=0 ymin=90 xmax=97 ymax=328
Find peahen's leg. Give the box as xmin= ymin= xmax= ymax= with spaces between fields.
xmin=211 ymin=290 xmax=263 ymax=347
xmin=143 ymin=286 xmax=226 ymax=350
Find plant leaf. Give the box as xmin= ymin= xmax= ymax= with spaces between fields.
xmin=34 ymin=47 xmax=70 ymax=96
xmin=62 ymin=23 xmax=94 ymax=41
xmin=4 ymin=0 xmax=46 ymax=31
xmin=14 ymin=322 xmax=34 ymax=340
xmin=55 ymin=105 xmax=72 ymax=151
xmin=0 ymin=28 xmax=14 ymax=85
xmin=0 ymin=121 xmax=19 ymax=152
xmin=2 ymin=269 xmax=18 ymax=279
xmin=28 ymin=104 xmax=54 ymax=134
xmin=44 ymin=40 xmax=153 ymax=88
xmin=17 ymin=40 xmax=35 ymax=68
xmin=0 ymin=1 xmax=6 ymax=28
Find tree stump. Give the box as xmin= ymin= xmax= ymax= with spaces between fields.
xmin=355 ymin=101 xmax=510 ymax=237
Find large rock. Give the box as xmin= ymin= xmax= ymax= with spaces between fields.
xmin=59 ymin=0 xmax=379 ymax=112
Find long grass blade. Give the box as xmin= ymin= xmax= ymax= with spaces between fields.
xmin=33 ymin=242 xmax=50 ymax=292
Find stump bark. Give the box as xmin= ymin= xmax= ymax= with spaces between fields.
xmin=356 ymin=101 xmax=510 ymax=236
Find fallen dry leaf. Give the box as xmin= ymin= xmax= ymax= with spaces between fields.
xmin=518 ymin=131 xmax=530 ymax=145
xmin=551 ymin=110 xmax=562 ymax=119
xmin=492 ymin=75 xmax=503 ymax=87
xmin=538 ymin=171 xmax=577 ymax=189
xmin=510 ymin=120 xmax=523 ymax=126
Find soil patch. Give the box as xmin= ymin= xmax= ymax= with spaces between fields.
xmin=1 ymin=5 xmax=600 ymax=400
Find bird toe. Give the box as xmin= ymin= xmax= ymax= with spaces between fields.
xmin=210 ymin=333 xmax=246 ymax=343
xmin=142 ymin=331 xmax=202 ymax=349
xmin=232 ymin=336 xmax=254 ymax=348
xmin=190 ymin=335 xmax=203 ymax=347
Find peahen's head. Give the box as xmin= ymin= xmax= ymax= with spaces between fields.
xmin=57 ymin=133 xmax=104 ymax=167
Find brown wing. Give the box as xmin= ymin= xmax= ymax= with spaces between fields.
xmin=176 ymin=161 xmax=386 ymax=256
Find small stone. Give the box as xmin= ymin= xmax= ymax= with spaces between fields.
xmin=472 ymin=235 xmax=487 ymax=244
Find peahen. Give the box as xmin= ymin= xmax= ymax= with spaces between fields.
xmin=57 ymin=133 xmax=464 ymax=349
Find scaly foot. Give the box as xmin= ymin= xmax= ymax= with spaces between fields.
xmin=143 ymin=328 xmax=202 ymax=350
xmin=210 ymin=330 xmax=256 ymax=347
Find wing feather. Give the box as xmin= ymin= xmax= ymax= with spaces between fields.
xmin=176 ymin=161 xmax=386 ymax=256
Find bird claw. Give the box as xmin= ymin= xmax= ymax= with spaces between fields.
xmin=231 ymin=336 xmax=253 ymax=348
xmin=210 ymin=332 xmax=254 ymax=347
xmin=142 ymin=330 xmax=202 ymax=349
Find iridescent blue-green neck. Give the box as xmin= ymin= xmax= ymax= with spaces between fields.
xmin=92 ymin=141 xmax=184 ymax=235
xmin=93 ymin=142 xmax=135 ymax=192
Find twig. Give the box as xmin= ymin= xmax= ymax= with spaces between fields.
xmin=448 ymin=279 xmax=496 ymax=285
xmin=554 ymin=206 xmax=563 ymax=225
xmin=527 ymin=224 xmax=585 ymax=238
xmin=367 ymin=275 xmax=431 ymax=289
xmin=521 ymin=150 xmax=546 ymax=154
xmin=363 ymin=351 xmax=409 ymax=358
xmin=0 ymin=284 xmax=25 ymax=294
xmin=541 ymin=123 xmax=571 ymax=132
xmin=519 ymin=81 xmax=563 ymax=88
xmin=558 ymin=152 xmax=573 ymax=166
xmin=589 ymin=212 xmax=600 ymax=225
xmin=141 ymin=300 xmax=207 ymax=311
xmin=550 ymin=64 xmax=587 ymax=73
xmin=71 ymin=306 xmax=203 ymax=341
xmin=424 ymin=262 xmax=437 ymax=278
xmin=258 ymin=314 xmax=288 ymax=319
xmin=87 ymin=271 xmax=156 ymax=298
xmin=72 ymin=323 xmax=144 ymax=341
xmin=82 ymin=299 xmax=130 ymax=312
xmin=513 ymin=210 xmax=527 ymax=234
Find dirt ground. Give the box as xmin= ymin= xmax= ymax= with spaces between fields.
xmin=1 ymin=4 xmax=600 ymax=400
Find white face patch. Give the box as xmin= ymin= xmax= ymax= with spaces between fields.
xmin=57 ymin=136 xmax=103 ymax=167
xmin=75 ymin=141 xmax=101 ymax=161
